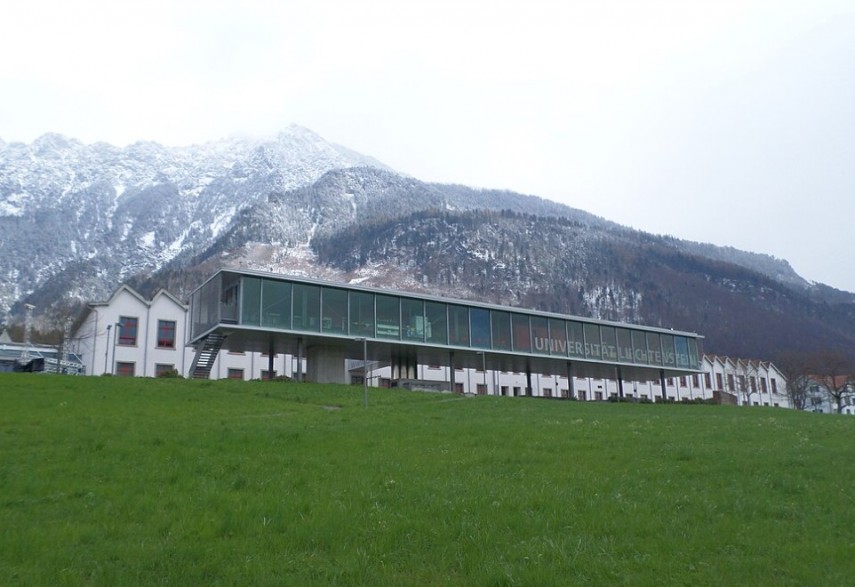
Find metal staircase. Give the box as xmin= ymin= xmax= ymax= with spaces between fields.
xmin=190 ymin=332 xmax=226 ymax=379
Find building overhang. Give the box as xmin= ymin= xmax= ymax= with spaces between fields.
xmin=189 ymin=269 xmax=704 ymax=382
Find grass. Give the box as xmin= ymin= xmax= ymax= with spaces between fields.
xmin=1 ymin=373 xmax=853 ymax=585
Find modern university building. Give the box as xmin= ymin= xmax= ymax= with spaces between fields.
xmin=188 ymin=269 xmax=704 ymax=396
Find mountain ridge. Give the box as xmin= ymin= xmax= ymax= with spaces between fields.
xmin=2 ymin=127 xmax=854 ymax=360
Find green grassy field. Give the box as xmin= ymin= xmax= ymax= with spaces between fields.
xmin=1 ymin=373 xmax=853 ymax=585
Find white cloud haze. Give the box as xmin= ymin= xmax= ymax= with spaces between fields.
xmin=2 ymin=0 xmax=854 ymax=290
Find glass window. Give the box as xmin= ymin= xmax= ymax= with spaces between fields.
xmin=646 ymin=333 xmax=662 ymax=365
xmin=567 ymin=321 xmax=584 ymax=358
xmin=583 ymin=324 xmax=601 ymax=360
xmin=261 ymin=280 xmax=291 ymax=329
xmin=531 ymin=316 xmax=549 ymax=355
xmin=548 ymin=319 xmax=568 ymax=356
xmin=220 ymin=273 xmax=240 ymax=324
xmin=491 ymin=311 xmax=511 ymax=351
xmin=401 ymin=298 xmax=426 ymax=341
xmin=687 ymin=338 xmax=699 ymax=369
xmin=674 ymin=337 xmax=690 ymax=368
xmin=350 ymin=291 xmax=375 ymax=337
xmin=512 ymin=314 xmax=531 ymax=352
xmin=448 ymin=305 xmax=470 ymax=346
xmin=116 ymin=361 xmax=135 ymax=376
xmin=227 ymin=368 xmax=244 ymax=380
xmin=425 ymin=302 xmax=447 ymax=344
xmin=292 ymin=284 xmax=320 ymax=332
xmin=376 ymin=295 xmax=400 ymax=339
xmin=600 ymin=326 xmax=617 ymax=361
xmin=118 ymin=316 xmax=138 ymax=346
xmin=241 ymin=277 xmax=262 ymax=326
xmin=661 ymin=334 xmax=676 ymax=367
xmin=616 ymin=329 xmax=633 ymax=363
xmin=155 ymin=363 xmax=175 ymax=376
xmin=470 ymin=308 xmax=491 ymax=349
xmin=631 ymin=330 xmax=648 ymax=364
xmin=157 ymin=320 xmax=176 ymax=348
xmin=321 ymin=287 xmax=348 ymax=334
xmin=192 ymin=275 xmax=219 ymax=339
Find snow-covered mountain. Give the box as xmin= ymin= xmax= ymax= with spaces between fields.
xmin=0 ymin=125 xmax=387 ymax=317
xmin=2 ymin=125 xmax=853 ymax=358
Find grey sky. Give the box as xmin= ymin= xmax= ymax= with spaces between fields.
xmin=3 ymin=0 xmax=854 ymax=291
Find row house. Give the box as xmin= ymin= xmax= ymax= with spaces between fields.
xmin=366 ymin=354 xmax=789 ymax=408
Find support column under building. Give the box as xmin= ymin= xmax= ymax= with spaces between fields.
xmin=449 ymin=352 xmax=456 ymax=393
xmin=268 ymin=337 xmax=275 ymax=379
xmin=617 ymin=367 xmax=625 ymax=400
xmin=526 ymin=365 xmax=533 ymax=397
xmin=307 ymin=345 xmax=348 ymax=384
xmin=567 ymin=362 xmax=576 ymax=400
xmin=659 ymin=369 xmax=667 ymax=402
xmin=391 ymin=353 xmax=417 ymax=381
xmin=296 ymin=337 xmax=304 ymax=382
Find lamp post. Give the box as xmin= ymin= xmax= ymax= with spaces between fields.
xmin=104 ymin=324 xmax=112 ymax=374
xmin=355 ymin=337 xmax=368 ymax=408
xmin=111 ymin=321 xmax=121 ymax=375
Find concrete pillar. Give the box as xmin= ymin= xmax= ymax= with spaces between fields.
xmin=526 ymin=365 xmax=533 ymax=397
xmin=449 ymin=352 xmax=456 ymax=393
xmin=567 ymin=362 xmax=575 ymax=399
xmin=307 ymin=346 xmax=348 ymax=384
xmin=296 ymin=337 xmax=304 ymax=382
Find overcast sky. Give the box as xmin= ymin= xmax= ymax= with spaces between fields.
xmin=3 ymin=0 xmax=854 ymax=291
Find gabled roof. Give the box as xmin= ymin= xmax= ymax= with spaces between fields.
xmin=86 ymin=284 xmax=187 ymax=310
xmin=88 ymin=284 xmax=150 ymax=308
xmin=151 ymin=288 xmax=188 ymax=310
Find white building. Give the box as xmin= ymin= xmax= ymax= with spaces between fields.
xmin=71 ymin=285 xmax=300 ymax=380
xmin=70 ymin=284 xmax=789 ymax=409
xmin=363 ymin=353 xmax=789 ymax=408
xmin=804 ymin=377 xmax=855 ymax=415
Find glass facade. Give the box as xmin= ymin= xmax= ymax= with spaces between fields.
xmin=448 ymin=305 xmax=470 ymax=347
xmin=322 ymin=287 xmax=348 ymax=334
xmin=190 ymin=272 xmax=703 ymax=371
xmin=293 ymin=284 xmax=320 ymax=332
xmin=470 ymin=308 xmax=491 ymax=349
xmin=425 ymin=302 xmax=447 ymax=345
xmin=491 ymin=311 xmax=511 ymax=351
xmin=401 ymin=298 xmax=425 ymax=341
xmin=262 ymin=280 xmax=291 ymax=329
xmin=350 ymin=291 xmax=375 ymax=338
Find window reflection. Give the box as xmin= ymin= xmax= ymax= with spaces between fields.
xmin=241 ymin=277 xmax=262 ymax=326
xmin=512 ymin=314 xmax=530 ymax=352
xmin=376 ymin=295 xmax=400 ymax=339
xmin=293 ymin=284 xmax=320 ymax=332
xmin=491 ymin=311 xmax=511 ymax=350
xmin=402 ymin=298 xmax=425 ymax=341
xmin=425 ymin=302 xmax=447 ymax=344
xmin=321 ymin=287 xmax=348 ymax=334
xmin=350 ymin=291 xmax=375 ymax=337
xmin=448 ymin=305 xmax=470 ymax=347
xmin=262 ymin=279 xmax=291 ymax=329
xmin=471 ymin=308 xmax=490 ymax=349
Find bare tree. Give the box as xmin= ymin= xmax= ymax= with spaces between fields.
xmin=735 ymin=359 xmax=761 ymax=406
xmin=774 ymin=350 xmax=812 ymax=411
xmin=809 ymin=350 xmax=855 ymax=415
xmin=42 ymin=299 xmax=87 ymax=374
